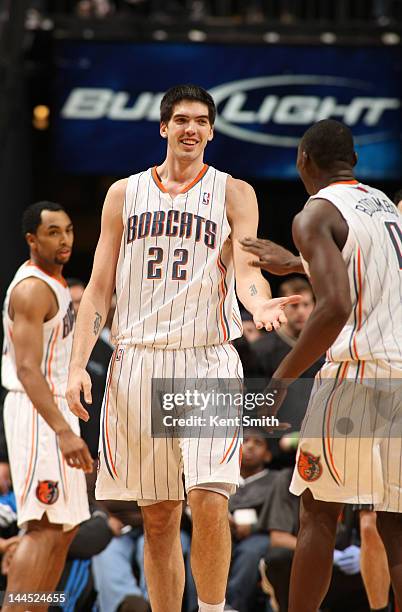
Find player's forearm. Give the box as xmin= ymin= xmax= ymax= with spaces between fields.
xmin=70 ymin=288 xmax=109 ymax=369
xmin=236 ymin=272 xmax=272 ymax=314
xmin=16 ymin=365 xmax=71 ymax=434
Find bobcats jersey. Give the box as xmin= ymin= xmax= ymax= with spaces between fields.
xmin=303 ymin=180 xmax=402 ymax=374
xmin=2 ymin=261 xmax=75 ymax=396
xmin=111 ymin=165 xmax=243 ymax=349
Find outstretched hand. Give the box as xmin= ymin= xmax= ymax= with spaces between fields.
xmin=240 ymin=237 xmax=301 ymax=275
xmin=253 ymin=295 xmax=302 ymax=331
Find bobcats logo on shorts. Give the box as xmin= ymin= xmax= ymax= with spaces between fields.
xmin=36 ymin=480 xmax=59 ymax=505
xmin=297 ymin=450 xmax=322 ymax=482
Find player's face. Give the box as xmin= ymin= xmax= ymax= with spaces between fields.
xmin=160 ymin=101 xmax=214 ymax=161
xmin=27 ymin=210 xmax=74 ymax=266
xmin=283 ymin=290 xmax=314 ymax=336
xmin=241 ymin=435 xmax=271 ymax=469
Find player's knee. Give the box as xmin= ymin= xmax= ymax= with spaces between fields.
xmin=188 ymin=488 xmax=228 ymax=523
xmin=360 ymin=511 xmax=381 ymax=547
xmin=142 ymin=501 xmax=181 ymax=541
xmin=299 ymin=491 xmax=340 ymax=534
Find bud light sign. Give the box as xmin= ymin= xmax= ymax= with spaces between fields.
xmin=53 ymin=42 xmax=402 ymax=179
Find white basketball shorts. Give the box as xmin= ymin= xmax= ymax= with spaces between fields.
xmin=96 ymin=343 xmax=243 ymax=502
xmin=4 ymin=391 xmax=90 ymax=530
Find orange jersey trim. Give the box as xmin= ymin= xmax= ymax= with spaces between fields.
xmin=152 ymin=164 xmax=209 ymax=195
xmin=26 ymin=260 xmax=68 ymax=288
xmin=104 ymin=350 xmax=118 ymax=478
xmin=325 ymin=362 xmax=349 ymax=485
xmin=329 ymin=179 xmax=359 ymax=186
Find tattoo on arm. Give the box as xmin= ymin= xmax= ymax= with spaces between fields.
xmin=93 ymin=312 xmax=102 ymax=336
xmin=249 ymin=284 xmax=258 ymax=296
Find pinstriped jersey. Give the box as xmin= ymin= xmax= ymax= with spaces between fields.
xmin=2 ymin=262 xmax=75 ymax=396
xmin=111 ymin=165 xmax=243 ymax=349
xmin=304 ymin=181 xmax=402 ymax=373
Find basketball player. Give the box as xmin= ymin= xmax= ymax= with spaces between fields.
xmin=66 ymin=84 xmax=300 ymax=612
xmin=1 ymin=201 xmax=92 ymax=612
xmin=245 ymin=119 xmax=402 ymax=611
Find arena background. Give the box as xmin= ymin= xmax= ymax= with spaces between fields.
xmin=1 ymin=0 xmax=402 ymax=302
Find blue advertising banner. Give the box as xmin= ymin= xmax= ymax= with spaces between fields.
xmin=53 ymin=42 xmax=402 ymax=179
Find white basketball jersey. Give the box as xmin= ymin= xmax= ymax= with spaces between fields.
xmin=111 ymin=165 xmax=243 ymax=349
xmin=2 ymin=261 xmax=75 ymax=396
xmin=305 ymin=180 xmax=402 ymax=371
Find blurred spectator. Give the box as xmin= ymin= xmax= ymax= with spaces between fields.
xmin=92 ymin=501 xmax=150 ymax=612
xmin=224 ymin=429 xmax=277 ymax=612
xmin=259 ymin=468 xmax=369 ymax=612
xmin=67 ymin=278 xmax=85 ymax=318
xmin=394 ymin=188 xmax=402 ymax=213
xmin=67 ymin=279 xmax=115 ymax=460
xmin=75 ymin=0 xmax=114 ymax=18
xmin=232 ymin=311 xmax=265 ymax=382
xmin=252 ymin=277 xmax=324 ymax=436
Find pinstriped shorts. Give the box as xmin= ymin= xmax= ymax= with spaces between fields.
xmin=290 ymin=361 xmax=402 ymax=512
xmin=4 ymin=391 xmax=90 ymax=530
xmin=95 ymin=343 xmax=243 ymax=503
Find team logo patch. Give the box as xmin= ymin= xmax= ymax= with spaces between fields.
xmin=116 ymin=348 xmax=124 ymax=361
xmin=36 ymin=480 xmax=59 ymax=505
xmin=202 ymin=192 xmax=211 ymax=205
xmin=297 ymin=450 xmax=322 ymax=482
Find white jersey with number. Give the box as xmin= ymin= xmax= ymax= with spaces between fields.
xmin=303 ymin=180 xmax=402 ymax=375
xmin=111 ymin=165 xmax=243 ymax=349
xmin=2 ymin=261 xmax=75 ymax=396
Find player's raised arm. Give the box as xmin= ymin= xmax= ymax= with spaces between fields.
xmin=11 ymin=279 xmax=93 ymax=472
xmin=273 ymin=200 xmax=352 ymax=381
xmin=226 ymin=177 xmax=301 ymax=331
xmin=67 ymin=178 xmax=126 ymax=419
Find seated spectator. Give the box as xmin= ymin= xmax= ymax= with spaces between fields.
xmin=232 ymin=311 xmax=266 ymax=384
xmin=260 ymin=468 xmax=369 ymax=612
xmin=91 ymin=500 xmax=150 ymax=612
xmin=252 ymin=277 xmax=324 ymax=465
xmin=225 ymin=429 xmax=277 ymax=612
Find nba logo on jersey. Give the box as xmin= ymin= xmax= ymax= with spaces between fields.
xmin=202 ymin=192 xmax=210 ymax=205
xmin=116 ymin=348 xmax=124 ymax=362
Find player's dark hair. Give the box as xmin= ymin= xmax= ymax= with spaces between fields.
xmin=393 ymin=188 xmax=402 ymax=206
xmin=160 ymin=84 xmax=216 ymax=125
xmin=278 ymin=276 xmax=313 ymax=299
xmin=300 ymin=119 xmax=355 ymax=170
xmin=66 ymin=277 xmax=85 ymax=289
xmin=22 ymin=201 xmax=65 ymax=235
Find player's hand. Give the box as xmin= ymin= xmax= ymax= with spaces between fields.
xmin=58 ymin=429 xmax=94 ymax=473
xmin=256 ymin=379 xmax=290 ymax=434
xmin=240 ymin=238 xmax=301 ymax=275
xmin=234 ymin=523 xmax=252 ymax=540
xmin=66 ymin=367 xmax=92 ymax=421
xmin=252 ymin=295 xmax=302 ymax=331
xmin=1 ymin=537 xmax=20 ymax=574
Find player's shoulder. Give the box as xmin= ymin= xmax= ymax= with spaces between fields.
xmin=10 ymin=276 xmax=55 ymax=316
xmin=107 ymin=177 xmax=129 ymax=198
xmin=226 ymin=176 xmax=255 ymax=199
